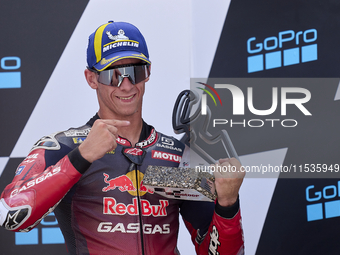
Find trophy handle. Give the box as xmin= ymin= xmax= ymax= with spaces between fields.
xmin=172 ymin=90 xmax=240 ymax=164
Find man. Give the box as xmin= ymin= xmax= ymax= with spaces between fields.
xmin=0 ymin=21 xmax=244 ymax=255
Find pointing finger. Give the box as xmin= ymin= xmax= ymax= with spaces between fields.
xmin=101 ymin=119 xmax=130 ymax=127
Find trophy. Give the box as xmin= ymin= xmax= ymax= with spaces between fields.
xmin=143 ymin=87 xmax=239 ymax=201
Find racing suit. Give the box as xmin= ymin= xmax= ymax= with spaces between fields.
xmin=0 ymin=114 xmax=244 ymax=255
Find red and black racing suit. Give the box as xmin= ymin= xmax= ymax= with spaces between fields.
xmin=0 ymin=114 xmax=244 ymax=255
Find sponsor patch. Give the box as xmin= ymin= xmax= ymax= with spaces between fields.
xmin=4 ymin=208 xmax=29 ymax=230
xmin=124 ymin=148 xmax=144 ymax=156
xmin=116 ymin=136 xmax=130 ymax=146
xmin=103 ymin=197 xmax=169 ymax=217
xmin=30 ymin=133 xmax=60 ymax=152
xmin=64 ymin=128 xmax=90 ymax=137
xmin=136 ymin=129 xmax=157 ymax=148
xmin=10 ymin=167 xmax=61 ymax=198
xmin=102 ymin=171 xmax=153 ymax=196
xmin=151 ymin=150 xmax=182 ymax=163
xmin=97 ymin=222 xmax=170 ymax=234
xmin=209 ymin=225 xmax=221 ymax=255
xmin=161 ymin=137 xmax=174 ymax=146
xmin=15 ymin=166 xmax=25 ymax=176
xmin=73 ymin=137 xmax=86 ymax=144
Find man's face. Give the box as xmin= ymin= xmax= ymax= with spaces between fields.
xmin=95 ymin=58 xmax=149 ymax=119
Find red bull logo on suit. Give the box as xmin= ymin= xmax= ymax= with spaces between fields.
xmin=102 ymin=171 xmax=168 ymax=217
xmin=102 ymin=170 xmax=154 ymax=196
xmin=103 ymin=197 xmax=169 ymax=217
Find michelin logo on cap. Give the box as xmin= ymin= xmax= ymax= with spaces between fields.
xmin=106 ymin=29 xmax=128 ymax=41
xmin=103 ymin=29 xmax=139 ymax=53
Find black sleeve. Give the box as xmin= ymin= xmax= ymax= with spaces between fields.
xmin=180 ymin=200 xmax=215 ymax=235
xmin=67 ymin=147 xmax=91 ymax=174
xmin=215 ymin=196 xmax=240 ymax=219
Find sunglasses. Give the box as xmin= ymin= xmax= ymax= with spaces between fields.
xmin=88 ymin=63 xmax=150 ymax=87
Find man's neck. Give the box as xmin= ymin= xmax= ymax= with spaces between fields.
xmin=118 ymin=117 xmax=143 ymax=146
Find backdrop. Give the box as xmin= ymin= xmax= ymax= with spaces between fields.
xmin=0 ymin=0 xmax=339 ymax=254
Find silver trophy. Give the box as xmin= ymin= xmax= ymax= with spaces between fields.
xmin=144 ymin=88 xmax=239 ymax=201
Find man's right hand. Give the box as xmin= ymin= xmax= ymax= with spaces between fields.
xmin=78 ymin=119 xmax=130 ymax=163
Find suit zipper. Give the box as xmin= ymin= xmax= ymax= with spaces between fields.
xmin=131 ymin=163 xmax=145 ymax=255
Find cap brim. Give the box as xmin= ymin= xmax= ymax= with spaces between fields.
xmin=93 ymin=51 xmax=151 ymax=71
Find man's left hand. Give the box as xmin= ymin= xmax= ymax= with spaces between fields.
xmin=213 ymin=158 xmax=245 ymax=207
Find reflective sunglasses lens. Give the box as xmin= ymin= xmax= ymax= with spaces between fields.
xmin=97 ymin=69 xmax=117 ymax=86
xmin=98 ymin=64 xmax=150 ymax=87
xmin=134 ymin=65 xmax=150 ymax=84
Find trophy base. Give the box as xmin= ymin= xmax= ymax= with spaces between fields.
xmin=143 ymin=165 xmax=217 ymax=201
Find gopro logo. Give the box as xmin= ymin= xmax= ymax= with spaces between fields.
xmin=247 ymin=29 xmax=317 ymax=73
xmin=306 ymin=181 xmax=340 ymax=222
xmin=0 ymin=56 xmax=21 ymax=89
xmin=15 ymin=213 xmax=64 ymax=245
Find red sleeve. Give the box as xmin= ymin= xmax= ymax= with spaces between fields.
xmin=184 ymin=208 xmax=244 ymax=255
xmin=0 ymin=148 xmax=82 ymax=232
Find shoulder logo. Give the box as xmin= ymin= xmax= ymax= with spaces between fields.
xmin=64 ymin=128 xmax=91 ymax=137
xmin=156 ymin=136 xmax=183 ymax=152
xmin=161 ymin=137 xmax=174 ymax=146
xmin=30 ymin=133 xmax=61 ymax=152
xmin=106 ymin=29 xmax=129 ymax=41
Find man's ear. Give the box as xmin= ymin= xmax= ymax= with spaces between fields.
xmin=84 ymin=69 xmax=98 ymax=89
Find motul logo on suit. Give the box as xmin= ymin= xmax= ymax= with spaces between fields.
xmin=151 ymin=150 xmax=182 ymax=163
